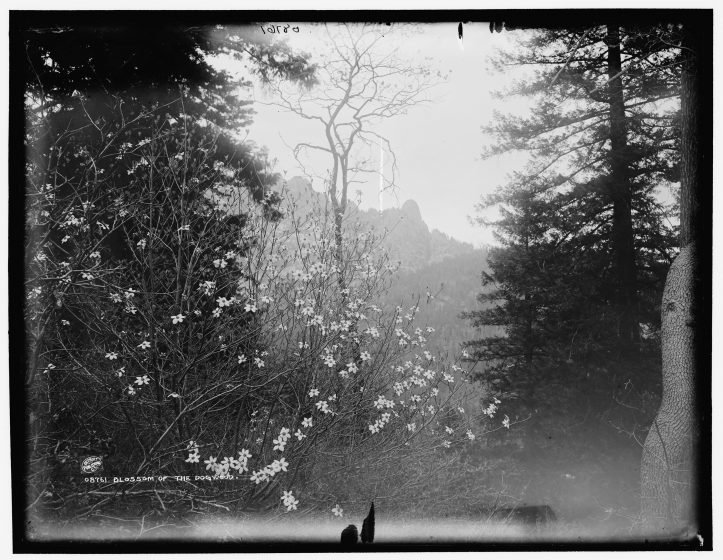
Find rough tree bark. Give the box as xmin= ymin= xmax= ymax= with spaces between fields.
xmin=640 ymin=243 xmax=697 ymax=532
xmin=640 ymin=19 xmax=710 ymax=535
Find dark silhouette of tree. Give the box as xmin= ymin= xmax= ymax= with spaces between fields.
xmin=23 ymin=21 xmax=316 ymax=213
xmin=467 ymin=21 xmax=681 ymax=436
xmin=479 ymin=23 xmax=681 ymax=349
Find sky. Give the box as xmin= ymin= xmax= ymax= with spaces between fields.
xmin=220 ymin=23 xmax=526 ymax=247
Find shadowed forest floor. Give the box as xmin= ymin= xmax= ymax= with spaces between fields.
xmin=477 ymin=420 xmax=644 ymax=534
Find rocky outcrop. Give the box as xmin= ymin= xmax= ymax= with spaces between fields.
xmin=278 ymin=176 xmax=474 ymax=271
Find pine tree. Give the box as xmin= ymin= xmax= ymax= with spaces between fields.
xmin=23 ymin=21 xmax=316 ymax=210
xmin=480 ymin=24 xmax=680 ymax=344
xmin=466 ymin=24 xmax=680 ymax=435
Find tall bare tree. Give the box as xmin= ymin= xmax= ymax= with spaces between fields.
xmin=266 ymin=23 xmax=442 ymax=287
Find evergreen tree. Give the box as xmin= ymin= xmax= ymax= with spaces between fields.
xmin=480 ymin=24 xmax=680 ymax=340
xmin=466 ymin=24 xmax=680 ymax=434
xmin=23 ymin=21 xmax=316 ymax=212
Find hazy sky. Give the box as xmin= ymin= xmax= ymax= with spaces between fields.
xmin=219 ymin=22 xmax=527 ymax=247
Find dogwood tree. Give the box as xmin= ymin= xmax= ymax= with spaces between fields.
xmin=27 ymin=101 xmax=505 ymax=516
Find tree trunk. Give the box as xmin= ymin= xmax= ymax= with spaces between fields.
xmin=606 ymin=25 xmax=638 ymax=347
xmin=640 ymin=244 xmax=696 ymax=533
xmin=640 ymin=20 xmax=710 ymax=535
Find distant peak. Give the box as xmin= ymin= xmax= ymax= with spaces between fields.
xmin=401 ymin=199 xmax=422 ymax=221
xmin=285 ymin=176 xmax=313 ymax=191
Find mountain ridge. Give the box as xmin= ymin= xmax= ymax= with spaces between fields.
xmin=279 ymin=176 xmax=493 ymax=385
xmin=280 ymin=176 xmax=475 ymax=271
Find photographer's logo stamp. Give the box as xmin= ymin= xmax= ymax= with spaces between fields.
xmin=80 ymin=456 xmax=103 ymax=474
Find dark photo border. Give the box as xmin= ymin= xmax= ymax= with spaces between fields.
xmin=8 ymin=8 xmax=713 ymax=553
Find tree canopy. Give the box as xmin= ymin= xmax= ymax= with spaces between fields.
xmin=465 ymin=23 xmax=681 ymax=443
